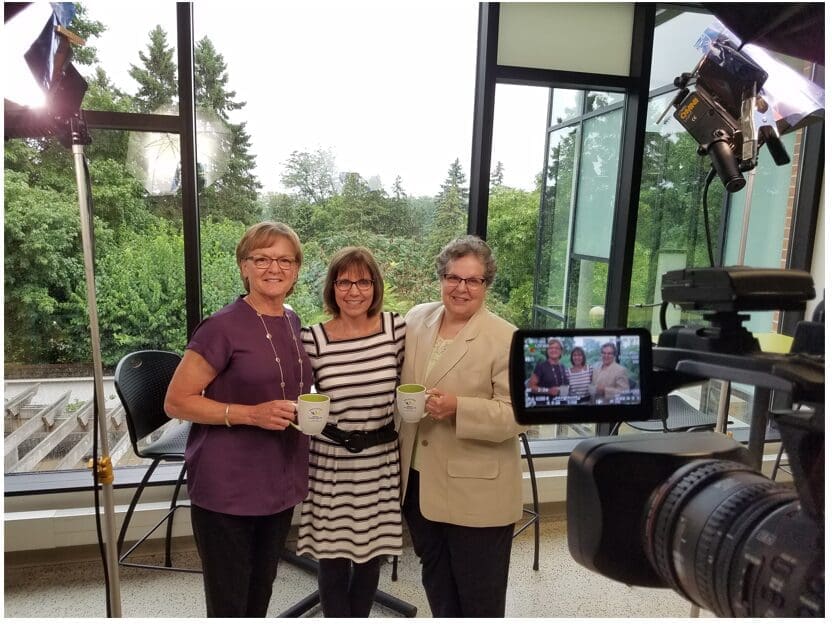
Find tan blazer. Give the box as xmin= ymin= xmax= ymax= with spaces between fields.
xmin=397 ymin=302 xmax=525 ymax=527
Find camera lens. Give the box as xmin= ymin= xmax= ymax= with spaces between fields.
xmin=642 ymin=459 xmax=823 ymax=617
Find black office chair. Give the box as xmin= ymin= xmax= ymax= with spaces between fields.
xmin=114 ymin=350 xmax=199 ymax=573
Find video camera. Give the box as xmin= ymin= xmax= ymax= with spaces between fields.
xmin=505 ymin=12 xmax=825 ymax=615
xmin=508 ymin=267 xmax=824 ymax=617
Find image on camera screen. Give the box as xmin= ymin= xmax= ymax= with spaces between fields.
xmin=509 ymin=328 xmax=652 ymax=425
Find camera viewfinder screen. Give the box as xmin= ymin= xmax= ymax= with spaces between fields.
xmin=509 ymin=328 xmax=652 ymax=425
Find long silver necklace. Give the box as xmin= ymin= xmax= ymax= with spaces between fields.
xmin=246 ymin=297 xmax=304 ymax=399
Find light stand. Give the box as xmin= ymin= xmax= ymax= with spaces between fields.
xmin=68 ymin=113 xmax=123 ymax=617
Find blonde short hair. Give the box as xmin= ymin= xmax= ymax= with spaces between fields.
xmin=236 ymin=222 xmax=303 ymax=294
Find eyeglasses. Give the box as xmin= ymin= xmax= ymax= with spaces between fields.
xmin=442 ymin=274 xmax=487 ymax=290
xmin=334 ymin=278 xmax=374 ymax=292
xmin=247 ymin=256 xmax=297 ymax=270
xmin=601 ymin=350 xmax=615 ymax=356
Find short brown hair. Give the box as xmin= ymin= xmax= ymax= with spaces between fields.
xmin=322 ymin=247 xmax=384 ymax=317
xmin=236 ymin=222 xmax=303 ymax=294
xmin=434 ymin=235 xmax=497 ymax=286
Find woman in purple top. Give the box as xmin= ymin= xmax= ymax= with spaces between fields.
xmin=165 ymin=222 xmax=313 ymax=617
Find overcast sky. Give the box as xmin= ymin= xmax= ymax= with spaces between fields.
xmin=77 ymin=0 xmax=549 ymax=197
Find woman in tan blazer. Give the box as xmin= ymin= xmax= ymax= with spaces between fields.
xmin=398 ymin=235 xmax=524 ymax=618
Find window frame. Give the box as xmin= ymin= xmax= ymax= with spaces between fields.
xmin=5 ymin=2 xmax=825 ymax=498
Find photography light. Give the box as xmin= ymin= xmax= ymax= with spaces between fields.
xmin=659 ymin=20 xmax=824 ymax=193
xmin=4 ymin=1 xmax=88 ymax=144
xmin=4 ymin=2 xmax=52 ymax=109
xmin=4 ymin=3 xmax=122 ymax=617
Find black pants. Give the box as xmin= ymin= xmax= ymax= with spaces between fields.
xmin=317 ymin=556 xmax=382 ymax=617
xmin=190 ymin=503 xmax=294 ymax=617
xmin=402 ymin=469 xmax=514 ymax=617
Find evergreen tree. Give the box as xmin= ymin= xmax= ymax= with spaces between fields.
xmin=390 ymin=175 xmax=417 ymax=236
xmin=194 ymin=37 xmax=244 ymax=119
xmin=392 ymin=175 xmax=406 ymax=202
xmin=129 ymin=26 xmax=177 ymax=112
xmin=195 ymin=36 xmax=260 ymax=222
xmin=490 ymin=161 xmax=505 ymax=188
xmin=429 ymin=158 xmax=468 ymax=252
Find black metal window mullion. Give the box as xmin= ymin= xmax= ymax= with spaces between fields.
xmin=176 ymin=3 xmax=203 ymax=340
xmin=603 ymin=3 xmax=656 ymax=328
xmin=532 ymin=93 xmax=555 ymax=327
xmin=468 ymin=2 xmax=500 ymax=240
xmin=562 ymin=112 xmax=585 ymax=327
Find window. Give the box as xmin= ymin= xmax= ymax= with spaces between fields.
xmin=192 ymin=3 xmax=481 ymax=327
xmin=4 ymin=2 xmax=483 ymax=479
xmin=486 ymin=83 xmax=549 ymax=328
xmin=627 ymin=8 xmax=824 ymax=431
xmin=533 ymin=90 xmax=624 ymax=331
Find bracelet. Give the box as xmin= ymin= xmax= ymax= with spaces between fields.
xmin=224 ymin=403 xmax=231 ymax=427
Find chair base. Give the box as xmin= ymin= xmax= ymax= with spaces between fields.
xmin=118 ymin=503 xmax=201 ymax=574
xmin=278 ymin=550 xmax=418 ymax=617
xmin=516 ymin=433 xmax=540 ymax=571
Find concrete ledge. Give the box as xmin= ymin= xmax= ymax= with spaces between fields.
xmin=4 ymin=451 xmax=787 ymax=553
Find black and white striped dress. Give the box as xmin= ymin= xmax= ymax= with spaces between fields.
xmin=296 ymin=311 xmax=405 ymax=562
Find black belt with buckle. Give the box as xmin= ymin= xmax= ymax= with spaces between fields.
xmin=321 ymin=421 xmax=398 ymax=453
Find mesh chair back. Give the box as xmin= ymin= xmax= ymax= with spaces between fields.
xmin=114 ymin=350 xmax=182 ymax=458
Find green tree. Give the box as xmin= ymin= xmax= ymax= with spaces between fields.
xmin=4 ymin=171 xmax=111 ymax=363
xmin=490 ymin=161 xmax=505 ymax=189
xmin=84 ymin=68 xmax=135 ymax=164
xmin=263 ymin=192 xmax=315 ymax=240
xmin=281 ymin=149 xmax=337 ymax=205
xmin=68 ymin=4 xmax=106 ymax=67
xmin=94 ymin=222 xmax=186 ymax=364
xmin=486 ymin=186 xmax=539 ymax=328
xmin=194 ymin=38 xmax=243 ymax=118
xmin=129 ymin=26 xmax=177 ymax=112
xmin=194 ymin=37 xmax=262 ymax=223
xmin=428 ymin=158 xmax=468 ymax=253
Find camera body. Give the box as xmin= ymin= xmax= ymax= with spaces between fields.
xmin=566 ymin=431 xmax=751 ymax=587
xmin=509 ymin=268 xmax=824 ymax=617
xmin=567 ymin=431 xmax=824 ymax=617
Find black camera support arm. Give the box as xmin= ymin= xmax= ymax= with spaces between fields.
xmin=653 ymin=346 xmax=823 ymax=468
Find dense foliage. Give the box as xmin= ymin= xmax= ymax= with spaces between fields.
xmin=4 ymin=10 xmax=719 ymax=374
xmin=4 ymin=15 xmax=538 ymax=371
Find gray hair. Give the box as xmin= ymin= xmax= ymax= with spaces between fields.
xmin=434 ymin=235 xmax=497 ymax=286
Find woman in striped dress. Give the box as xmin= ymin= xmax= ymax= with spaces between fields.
xmin=298 ymin=247 xmax=405 ymax=617
xmin=567 ymin=346 xmax=593 ymax=400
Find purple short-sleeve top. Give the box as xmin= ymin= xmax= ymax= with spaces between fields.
xmin=184 ymin=297 xmax=312 ymax=516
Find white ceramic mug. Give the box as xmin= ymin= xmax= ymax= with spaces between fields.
xmin=291 ymin=393 xmax=330 ymax=435
xmin=397 ymin=384 xmax=427 ymax=423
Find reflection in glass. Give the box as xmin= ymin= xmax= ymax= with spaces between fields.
xmin=572 ymin=109 xmax=623 ymax=260
xmin=586 ymin=91 xmax=624 ymax=112
xmin=550 ymin=89 xmax=582 ymax=125
xmin=536 ymin=126 xmax=577 ymax=327
xmin=126 ymin=106 xmax=232 ymax=196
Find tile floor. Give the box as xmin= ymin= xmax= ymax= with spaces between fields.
xmin=4 ymin=513 xmax=709 ymax=619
